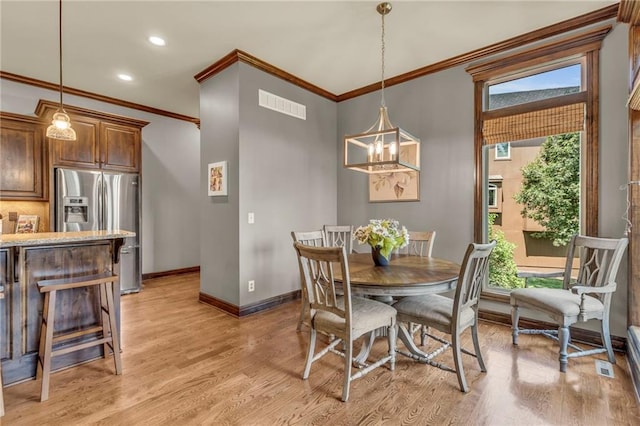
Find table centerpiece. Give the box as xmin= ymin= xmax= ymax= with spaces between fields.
xmin=354 ymin=219 xmax=409 ymax=266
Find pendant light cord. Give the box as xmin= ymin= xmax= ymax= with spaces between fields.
xmin=58 ymin=0 xmax=64 ymax=110
xmin=380 ymin=11 xmax=386 ymax=108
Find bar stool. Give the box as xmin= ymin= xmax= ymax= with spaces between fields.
xmin=37 ymin=272 xmax=122 ymax=402
xmin=1 ymin=285 xmax=4 ymax=417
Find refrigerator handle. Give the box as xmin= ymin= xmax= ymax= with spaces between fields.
xmin=98 ymin=174 xmax=104 ymax=230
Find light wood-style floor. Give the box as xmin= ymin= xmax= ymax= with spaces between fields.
xmin=2 ymin=272 xmax=639 ymax=425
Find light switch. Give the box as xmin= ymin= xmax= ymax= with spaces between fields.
xmin=248 ymin=212 xmax=255 ymax=224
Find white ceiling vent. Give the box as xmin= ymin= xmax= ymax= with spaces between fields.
xmin=258 ymin=89 xmax=306 ymax=120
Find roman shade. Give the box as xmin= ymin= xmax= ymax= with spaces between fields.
xmin=482 ymin=102 xmax=585 ymax=144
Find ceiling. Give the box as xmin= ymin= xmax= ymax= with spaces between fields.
xmin=0 ymin=1 xmax=618 ymax=119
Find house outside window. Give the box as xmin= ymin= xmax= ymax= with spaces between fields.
xmin=495 ymin=142 xmax=510 ymax=160
xmin=488 ymin=184 xmax=498 ymax=207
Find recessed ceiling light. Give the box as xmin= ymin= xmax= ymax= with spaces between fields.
xmin=148 ymin=36 xmax=166 ymax=46
xmin=118 ymin=74 xmax=133 ymax=82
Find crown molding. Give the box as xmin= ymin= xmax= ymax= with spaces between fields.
xmin=466 ymin=25 xmax=612 ymax=82
xmin=337 ymin=4 xmax=618 ymax=102
xmin=0 ymin=71 xmax=200 ymax=127
xmin=2 ymin=3 xmax=620 ymax=119
xmin=194 ymin=49 xmax=338 ymax=102
xmin=618 ymin=0 xmax=640 ymax=24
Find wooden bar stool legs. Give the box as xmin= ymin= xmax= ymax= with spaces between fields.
xmin=36 ymin=273 xmax=122 ymax=402
xmin=1 ymin=287 xmax=5 ymax=417
xmin=0 ymin=360 xmax=4 ymax=417
xmin=36 ymin=290 xmax=56 ymax=402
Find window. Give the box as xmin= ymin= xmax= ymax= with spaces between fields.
xmin=488 ymin=184 xmax=498 ymax=208
xmin=495 ymin=143 xmax=510 ymax=160
xmin=467 ymin=27 xmax=605 ymax=301
xmin=487 ymin=64 xmax=582 ymax=110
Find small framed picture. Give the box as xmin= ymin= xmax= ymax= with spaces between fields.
xmin=208 ymin=161 xmax=228 ymax=196
xmin=15 ymin=215 xmax=39 ymax=233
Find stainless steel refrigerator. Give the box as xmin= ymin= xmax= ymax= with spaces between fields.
xmin=55 ymin=168 xmax=141 ymax=294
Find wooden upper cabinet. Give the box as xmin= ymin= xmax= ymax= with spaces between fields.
xmin=0 ymin=112 xmax=46 ymax=200
xmin=100 ymin=122 xmax=141 ymax=171
xmin=35 ymin=100 xmax=148 ymax=173
xmin=51 ymin=115 xmax=101 ymax=169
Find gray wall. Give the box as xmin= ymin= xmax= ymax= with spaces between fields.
xmin=599 ymin=24 xmax=630 ymax=335
xmin=0 ymin=78 xmax=201 ymax=275
xmin=199 ymin=62 xmax=337 ymax=307
xmin=199 ymin=64 xmax=241 ymax=305
xmin=337 ymin=65 xmax=476 ymax=263
xmin=337 ymin=23 xmax=630 ymax=337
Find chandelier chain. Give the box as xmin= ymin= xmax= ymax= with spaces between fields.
xmin=58 ymin=0 xmax=64 ymax=109
xmin=380 ymin=11 xmax=386 ymax=107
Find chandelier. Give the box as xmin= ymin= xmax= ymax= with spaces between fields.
xmin=46 ymin=0 xmax=76 ymax=141
xmin=343 ymin=2 xmax=420 ymax=174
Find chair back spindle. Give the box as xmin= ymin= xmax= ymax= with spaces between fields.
xmin=323 ymin=225 xmax=354 ymax=254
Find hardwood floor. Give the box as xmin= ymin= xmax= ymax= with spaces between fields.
xmin=2 ymin=272 xmax=639 ymax=425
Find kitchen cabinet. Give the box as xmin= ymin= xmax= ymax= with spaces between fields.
xmin=100 ymin=122 xmax=141 ymax=172
xmin=0 ymin=232 xmax=127 ymax=384
xmin=35 ymin=100 xmax=147 ymax=173
xmin=0 ymin=112 xmax=47 ymax=200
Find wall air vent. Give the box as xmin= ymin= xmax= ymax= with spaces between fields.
xmin=258 ymin=89 xmax=306 ymax=120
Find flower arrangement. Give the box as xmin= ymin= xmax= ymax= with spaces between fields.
xmin=354 ymin=219 xmax=409 ymax=260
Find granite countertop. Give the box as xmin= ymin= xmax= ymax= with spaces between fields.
xmin=0 ymin=230 xmax=135 ymax=248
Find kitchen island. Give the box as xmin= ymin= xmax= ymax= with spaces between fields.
xmin=0 ymin=230 xmax=133 ymax=385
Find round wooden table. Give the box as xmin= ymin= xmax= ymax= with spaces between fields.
xmin=336 ymin=253 xmax=460 ymax=297
xmin=333 ymin=252 xmax=461 ymax=363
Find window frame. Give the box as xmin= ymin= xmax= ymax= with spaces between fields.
xmin=487 ymin=184 xmax=498 ymax=208
xmin=466 ymin=26 xmax=609 ymax=302
xmin=494 ymin=142 xmax=511 ymax=160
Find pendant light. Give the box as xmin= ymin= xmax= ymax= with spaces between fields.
xmin=343 ymin=2 xmax=420 ymax=174
xmin=46 ymin=0 xmax=76 ymax=141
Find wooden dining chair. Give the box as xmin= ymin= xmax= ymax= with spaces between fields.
xmin=403 ymin=231 xmax=436 ymax=257
xmin=511 ymin=235 xmax=628 ymax=372
xmin=293 ymin=242 xmax=396 ymax=401
xmin=394 ymin=240 xmax=496 ymax=392
xmin=291 ymin=230 xmax=325 ymax=331
xmin=398 ymin=230 xmax=436 ymax=346
xmin=323 ymin=225 xmax=354 ymax=254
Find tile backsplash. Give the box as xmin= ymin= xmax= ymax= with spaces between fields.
xmin=0 ymin=201 xmax=50 ymax=233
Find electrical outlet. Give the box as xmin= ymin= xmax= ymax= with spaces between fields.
xmin=248 ymin=280 xmax=255 ymax=292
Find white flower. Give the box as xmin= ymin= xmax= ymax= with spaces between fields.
xmin=354 ymin=218 xmax=409 ymax=259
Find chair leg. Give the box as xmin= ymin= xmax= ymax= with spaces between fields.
xmin=40 ymin=290 xmax=57 ymax=402
xmin=99 ymin=283 xmax=110 ymax=359
xmin=511 ymin=305 xmax=520 ymax=345
xmin=558 ymin=326 xmax=570 ymax=373
xmin=452 ymin=332 xmax=468 ymax=392
xmin=601 ymin=316 xmax=616 ymax=364
xmin=420 ymin=325 xmax=429 ymax=347
xmin=0 ymin=360 xmax=4 ymax=417
xmin=104 ymin=282 xmax=122 ymax=375
xmin=296 ymin=300 xmax=307 ymax=332
xmin=388 ymin=324 xmax=396 ymax=371
xmin=302 ymin=328 xmax=316 ymax=379
xmin=342 ymin=340 xmax=353 ymax=402
xmin=471 ymin=323 xmax=486 ymax=372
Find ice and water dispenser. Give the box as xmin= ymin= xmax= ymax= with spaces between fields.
xmin=62 ymin=196 xmax=88 ymax=224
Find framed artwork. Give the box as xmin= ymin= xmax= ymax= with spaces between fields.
xmin=369 ymin=171 xmax=420 ymax=202
xmin=15 ymin=215 xmax=39 ymax=233
xmin=369 ymin=143 xmax=420 ymax=202
xmin=208 ymin=161 xmax=228 ymax=196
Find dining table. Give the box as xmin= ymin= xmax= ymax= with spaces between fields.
xmin=333 ymin=252 xmax=461 ymax=364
